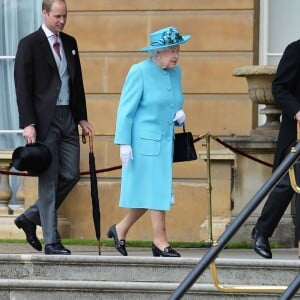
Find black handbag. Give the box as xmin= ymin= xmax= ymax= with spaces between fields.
xmin=173 ymin=125 xmax=197 ymax=162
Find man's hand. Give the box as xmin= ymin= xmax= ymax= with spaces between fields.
xmin=23 ymin=125 xmax=36 ymax=144
xmin=295 ymin=111 xmax=300 ymax=121
xmin=79 ymin=120 xmax=95 ymax=137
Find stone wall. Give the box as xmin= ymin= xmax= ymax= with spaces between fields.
xmin=2 ymin=0 xmax=260 ymax=243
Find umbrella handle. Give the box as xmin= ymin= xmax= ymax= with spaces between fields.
xmin=89 ymin=133 xmax=93 ymax=153
xmin=81 ymin=130 xmax=87 ymax=144
xmin=288 ymin=121 xmax=300 ymax=193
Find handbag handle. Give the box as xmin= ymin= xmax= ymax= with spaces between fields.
xmin=182 ymin=124 xmax=186 ymax=132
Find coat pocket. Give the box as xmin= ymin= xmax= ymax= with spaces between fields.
xmin=138 ymin=131 xmax=161 ymax=156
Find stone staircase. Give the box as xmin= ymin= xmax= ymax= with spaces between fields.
xmin=0 ymin=250 xmax=299 ymax=300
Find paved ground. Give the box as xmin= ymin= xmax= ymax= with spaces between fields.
xmin=0 ymin=243 xmax=298 ymax=260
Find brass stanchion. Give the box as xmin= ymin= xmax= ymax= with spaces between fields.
xmin=203 ymin=133 xmax=217 ymax=247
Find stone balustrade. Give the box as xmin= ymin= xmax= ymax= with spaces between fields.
xmin=0 ymin=150 xmax=14 ymax=214
xmin=0 ymin=150 xmax=64 ymax=239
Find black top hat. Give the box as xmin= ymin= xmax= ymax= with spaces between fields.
xmin=12 ymin=142 xmax=52 ymax=176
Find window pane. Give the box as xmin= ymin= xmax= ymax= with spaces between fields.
xmin=0 ymin=0 xmax=42 ymax=148
xmin=268 ymin=0 xmax=300 ymax=63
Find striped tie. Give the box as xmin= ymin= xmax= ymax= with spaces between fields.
xmin=53 ymin=34 xmax=61 ymax=60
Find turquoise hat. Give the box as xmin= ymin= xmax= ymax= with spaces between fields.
xmin=140 ymin=26 xmax=191 ymax=52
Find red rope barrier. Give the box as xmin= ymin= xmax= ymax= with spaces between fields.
xmin=192 ymin=134 xmax=273 ymax=168
xmin=210 ymin=136 xmax=273 ymax=169
xmin=0 ymin=164 xmax=122 ymax=176
xmin=80 ymin=165 xmax=121 ymax=175
xmin=0 ymin=169 xmax=30 ymax=176
xmin=0 ymin=134 xmax=273 ymax=177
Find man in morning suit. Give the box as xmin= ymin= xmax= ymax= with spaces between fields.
xmin=252 ymin=39 xmax=300 ymax=259
xmin=13 ymin=0 xmax=94 ymax=255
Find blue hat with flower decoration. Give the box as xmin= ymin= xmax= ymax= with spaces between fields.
xmin=140 ymin=26 xmax=191 ymax=52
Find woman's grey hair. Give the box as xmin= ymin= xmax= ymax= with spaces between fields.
xmin=150 ymin=46 xmax=173 ymax=57
xmin=150 ymin=49 xmax=159 ymax=57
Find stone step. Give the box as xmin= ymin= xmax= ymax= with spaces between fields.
xmin=0 ymin=253 xmax=299 ymax=299
xmin=0 ymin=279 xmax=294 ymax=300
xmin=0 ymin=254 xmax=299 ymax=286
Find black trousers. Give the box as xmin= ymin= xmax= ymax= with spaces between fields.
xmin=256 ymin=164 xmax=300 ymax=241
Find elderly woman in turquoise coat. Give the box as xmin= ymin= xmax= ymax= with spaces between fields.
xmin=107 ymin=26 xmax=191 ymax=257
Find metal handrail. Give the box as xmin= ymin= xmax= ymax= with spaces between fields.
xmin=0 ymin=56 xmax=15 ymax=60
xmin=209 ymin=262 xmax=287 ymax=293
xmin=0 ymin=130 xmax=23 ymax=134
xmin=279 ymin=272 xmax=300 ymax=300
xmin=169 ymin=142 xmax=300 ymax=299
xmin=289 ymin=122 xmax=300 ymax=193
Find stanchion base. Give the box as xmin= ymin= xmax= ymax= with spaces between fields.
xmin=202 ymin=241 xmax=213 ymax=248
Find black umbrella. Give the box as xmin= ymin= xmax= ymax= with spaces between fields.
xmin=85 ymin=133 xmax=101 ymax=255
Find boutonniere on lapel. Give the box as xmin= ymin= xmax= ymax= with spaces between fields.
xmin=72 ymin=50 xmax=76 ymax=55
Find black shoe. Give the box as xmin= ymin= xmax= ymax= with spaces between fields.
xmin=107 ymin=224 xmax=127 ymax=256
xmin=14 ymin=214 xmax=42 ymax=251
xmin=251 ymin=228 xmax=272 ymax=259
xmin=152 ymin=244 xmax=181 ymax=257
xmin=45 ymin=242 xmax=71 ymax=255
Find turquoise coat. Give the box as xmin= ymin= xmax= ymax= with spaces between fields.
xmin=114 ymin=58 xmax=184 ymax=211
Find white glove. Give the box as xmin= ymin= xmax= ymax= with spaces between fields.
xmin=173 ymin=109 xmax=186 ymax=124
xmin=120 ymin=145 xmax=133 ymax=166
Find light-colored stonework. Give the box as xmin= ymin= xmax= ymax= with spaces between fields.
xmin=3 ymin=1 xmax=297 ymax=248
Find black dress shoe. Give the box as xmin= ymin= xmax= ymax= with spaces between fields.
xmin=152 ymin=244 xmax=181 ymax=257
xmin=251 ymin=228 xmax=272 ymax=259
xmin=107 ymin=224 xmax=127 ymax=256
xmin=45 ymin=242 xmax=71 ymax=255
xmin=14 ymin=214 xmax=42 ymax=251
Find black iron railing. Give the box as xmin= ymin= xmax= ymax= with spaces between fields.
xmin=169 ymin=142 xmax=300 ymax=300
